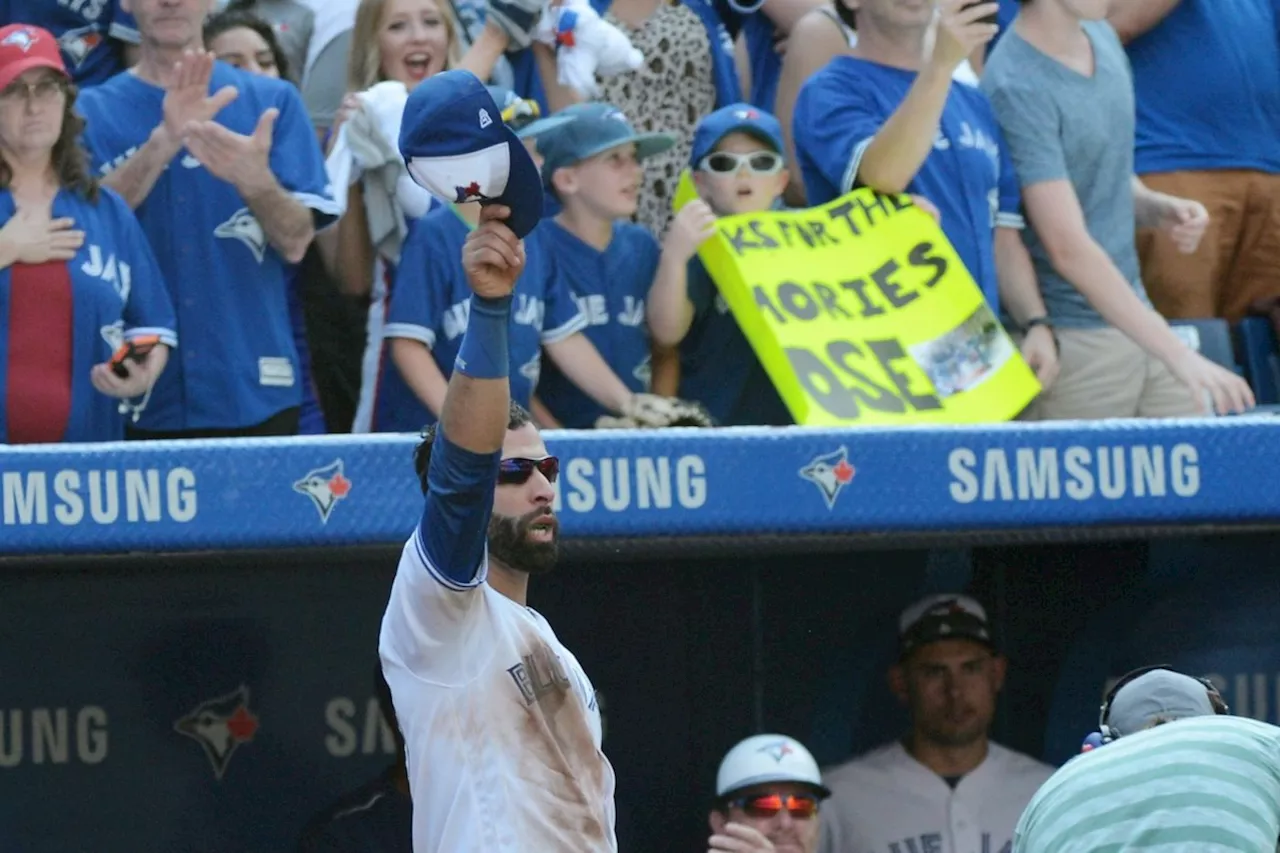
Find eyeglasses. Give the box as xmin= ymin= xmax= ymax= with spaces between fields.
xmin=497 ymin=456 xmax=559 ymax=486
xmin=0 ymin=78 xmax=65 ymax=103
xmin=698 ymin=150 xmax=784 ymax=176
xmin=728 ymin=793 xmax=819 ymax=819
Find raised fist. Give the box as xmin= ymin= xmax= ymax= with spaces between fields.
xmin=462 ymin=205 xmax=526 ymax=300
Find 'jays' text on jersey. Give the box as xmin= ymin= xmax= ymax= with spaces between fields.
xmin=379 ymin=208 xmax=586 ymax=433
xmin=0 ymin=187 xmax=176 ymax=444
xmin=0 ymin=0 xmax=138 ymax=86
xmin=379 ymin=430 xmax=617 ymax=853
xmin=677 ymin=256 xmax=790 ymax=426
xmin=533 ymin=219 xmax=656 ymax=429
xmin=1016 ymin=716 xmax=1280 ymax=853
xmin=818 ymin=741 xmax=1055 ymax=853
xmin=77 ymin=63 xmax=339 ymax=433
xmin=793 ymin=56 xmax=1023 ymax=308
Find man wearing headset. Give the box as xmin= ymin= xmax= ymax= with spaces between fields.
xmin=1014 ymin=665 xmax=1280 ymax=853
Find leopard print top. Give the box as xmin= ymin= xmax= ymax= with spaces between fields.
xmin=598 ymin=1 xmax=718 ymax=239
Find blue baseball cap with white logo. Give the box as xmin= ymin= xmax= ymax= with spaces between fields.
xmin=536 ymin=102 xmax=676 ymax=186
xmin=399 ymin=69 xmax=547 ymax=238
xmin=690 ymin=103 xmax=784 ymax=168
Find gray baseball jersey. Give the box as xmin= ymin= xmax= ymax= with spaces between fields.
xmin=818 ymin=741 xmax=1055 ymax=853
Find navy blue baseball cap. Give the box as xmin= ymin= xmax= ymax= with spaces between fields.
xmin=399 ymin=69 xmax=546 ymax=238
xmin=537 ymin=102 xmax=676 ymax=186
xmin=690 ymin=103 xmax=784 ymax=167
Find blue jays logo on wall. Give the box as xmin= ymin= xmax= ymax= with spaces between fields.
xmin=800 ymin=446 xmax=856 ymax=509
xmin=756 ymin=739 xmax=795 ymax=762
xmin=174 ymin=685 xmax=260 ymax=781
xmin=293 ymin=460 xmax=353 ymax=523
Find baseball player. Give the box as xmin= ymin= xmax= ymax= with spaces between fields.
xmin=1016 ymin=665 xmax=1280 ymax=852
xmin=76 ymin=0 xmax=338 ymax=439
xmin=819 ymin=594 xmax=1055 ymax=853
xmin=708 ymin=734 xmax=830 ymax=853
xmin=379 ymin=71 xmax=613 ymax=853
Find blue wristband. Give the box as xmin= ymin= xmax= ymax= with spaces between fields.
xmin=455 ymin=295 xmax=513 ymax=379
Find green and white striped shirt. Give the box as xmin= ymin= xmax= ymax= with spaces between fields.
xmin=1015 ymin=716 xmax=1280 ymax=852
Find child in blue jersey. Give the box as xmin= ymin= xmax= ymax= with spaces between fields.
xmin=382 ymin=96 xmax=645 ymax=433
xmin=647 ymin=103 xmax=792 ymax=427
xmin=530 ymin=102 xmax=675 ymax=429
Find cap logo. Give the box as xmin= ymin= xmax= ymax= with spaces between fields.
xmin=733 ymin=108 xmax=758 ymax=120
xmin=2 ymin=29 xmax=36 ymax=52
xmin=478 ymin=108 xmax=492 ymax=129
xmin=756 ymin=740 xmax=795 ymax=763
xmin=603 ymin=108 xmax=629 ymax=123
xmin=454 ymin=180 xmax=485 ymax=203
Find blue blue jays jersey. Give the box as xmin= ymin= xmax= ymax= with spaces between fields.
xmin=1 ymin=0 xmax=138 ymax=86
xmin=677 ymin=257 xmax=789 ymax=426
xmin=0 ymin=186 xmax=176 ymax=443
xmin=793 ymin=57 xmax=1023 ymax=307
xmin=534 ymin=219 xmax=657 ymax=429
xmin=380 ymin=208 xmax=586 ymax=433
xmin=77 ymin=62 xmax=339 ymax=432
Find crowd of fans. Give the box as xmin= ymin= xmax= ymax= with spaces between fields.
xmin=0 ymin=0 xmax=1274 ymax=444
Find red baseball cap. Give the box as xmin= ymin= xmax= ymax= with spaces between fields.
xmin=0 ymin=25 xmax=69 ymax=93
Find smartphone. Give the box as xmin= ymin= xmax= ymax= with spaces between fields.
xmin=109 ymin=335 xmax=161 ymax=379
xmin=963 ymin=0 xmax=998 ymax=26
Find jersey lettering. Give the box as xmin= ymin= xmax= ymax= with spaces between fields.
xmin=57 ymin=0 xmax=107 ymax=20
xmin=81 ymin=244 xmax=131 ymax=304
xmin=441 ymin=294 xmax=548 ymax=343
xmin=507 ymin=643 xmax=573 ymax=706
xmin=98 ymin=146 xmax=137 ymax=177
xmin=888 ymin=834 xmax=942 ymax=853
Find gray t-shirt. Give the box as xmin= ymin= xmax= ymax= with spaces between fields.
xmin=981 ymin=20 xmax=1153 ymax=329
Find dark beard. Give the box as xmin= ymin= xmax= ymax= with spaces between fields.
xmin=488 ymin=508 xmax=559 ymax=575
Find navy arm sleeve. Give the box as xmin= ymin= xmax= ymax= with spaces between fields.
xmin=416 ymin=428 xmax=502 ymax=587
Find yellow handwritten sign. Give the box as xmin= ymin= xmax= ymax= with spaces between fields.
xmin=672 ymin=172 xmax=1040 ymax=426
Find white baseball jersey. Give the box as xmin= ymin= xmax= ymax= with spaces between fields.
xmin=818 ymin=741 xmax=1055 ymax=853
xmin=379 ymin=530 xmax=617 ymax=853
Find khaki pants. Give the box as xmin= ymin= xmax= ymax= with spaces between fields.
xmin=1021 ymin=327 xmax=1200 ymax=421
xmin=1136 ymin=169 xmax=1280 ymax=323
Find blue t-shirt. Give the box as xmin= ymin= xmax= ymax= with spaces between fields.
xmin=792 ymin=56 xmax=1023 ymax=308
xmin=1 ymin=0 xmax=138 ymax=86
xmin=677 ymin=258 xmax=790 ymax=427
xmin=1126 ymin=0 xmax=1280 ymax=174
xmin=380 ymin=208 xmax=586 ymax=433
xmin=534 ymin=219 xmax=658 ymax=429
xmin=77 ymin=63 xmax=340 ymax=433
xmin=0 ymin=187 xmax=176 ymax=443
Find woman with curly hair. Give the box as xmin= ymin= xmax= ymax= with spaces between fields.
xmin=0 ymin=24 xmax=175 ymax=445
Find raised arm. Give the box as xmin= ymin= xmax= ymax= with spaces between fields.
xmin=416 ymin=205 xmax=526 ymax=586
xmin=1107 ymin=0 xmax=1182 ymax=43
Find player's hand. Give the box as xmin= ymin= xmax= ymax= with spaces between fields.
xmin=1153 ymin=195 xmax=1210 ymax=254
xmin=184 ymin=108 xmax=279 ymax=195
xmin=930 ymin=0 xmax=998 ymax=73
xmin=1167 ymin=349 xmax=1254 ymax=416
xmin=463 ymin=205 xmax=526 ymax=299
xmin=90 ymin=345 xmax=168 ymax=400
xmin=0 ymin=207 xmax=84 ymax=264
xmin=161 ymin=50 xmax=238 ymax=144
xmin=1021 ymin=324 xmax=1059 ymax=392
xmin=664 ymin=199 xmax=718 ymax=262
xmin=708 ymin=822 xmax=775 ymax=852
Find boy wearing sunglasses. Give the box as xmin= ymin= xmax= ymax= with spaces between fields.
xmin=647 ymin=104 xmax=795 ymax=428
xmin=708 ymin=734 xmax=830 ymax=853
